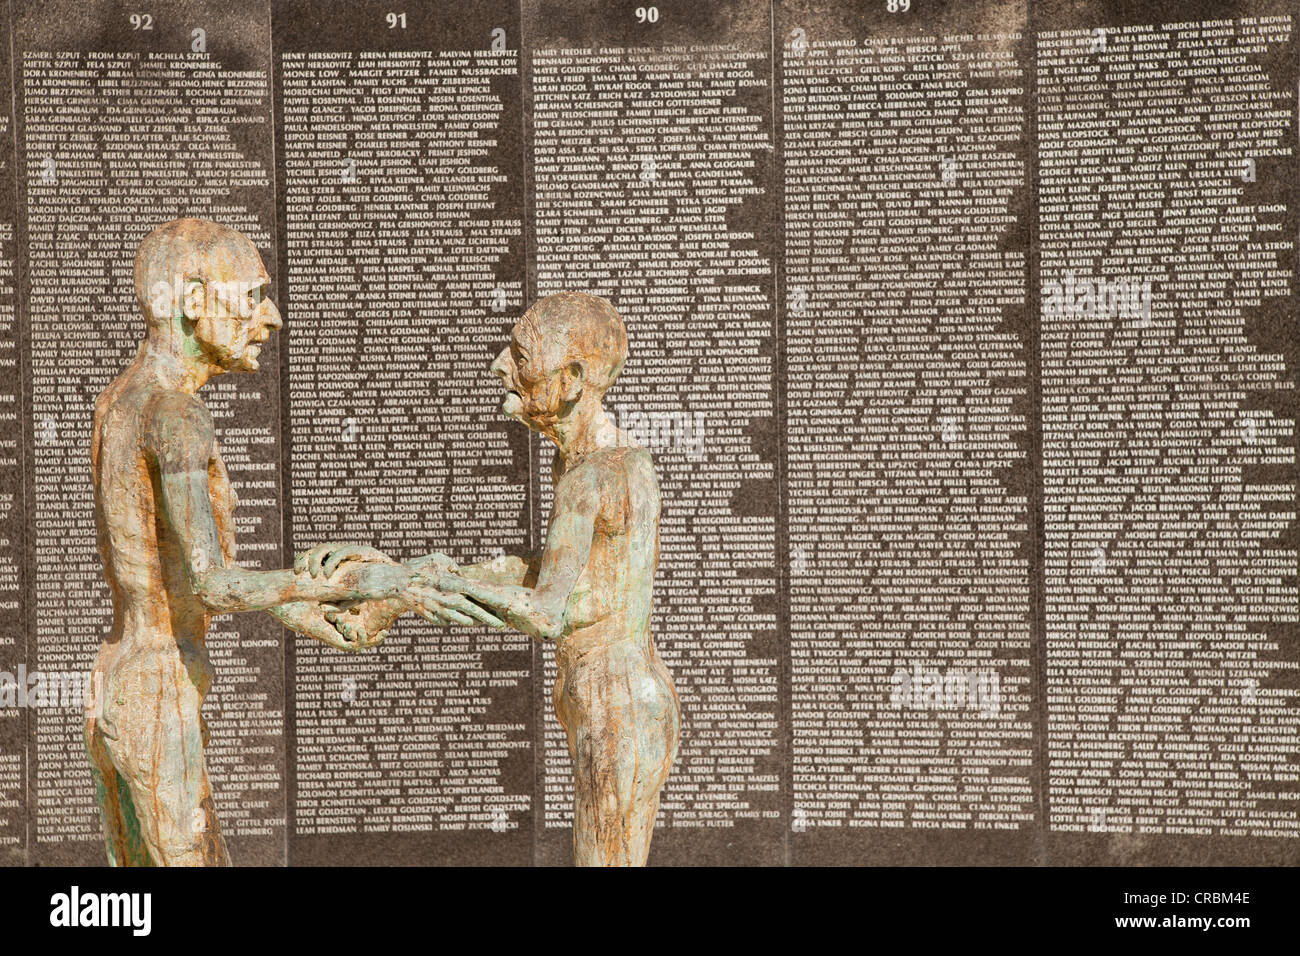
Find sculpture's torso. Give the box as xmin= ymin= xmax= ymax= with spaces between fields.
xmin=549 ymin=445 xmax=680 ymax=866
xmin=85 ymin=351 xmax=232 ymax=865
xmin=90 ymin=356 xmax=235 ymax=718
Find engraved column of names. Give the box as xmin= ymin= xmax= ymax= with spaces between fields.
xmin=530 ymin=34 xmax=781 ymax=834
xmin=281 ymin=45 xmax=532 ymax=838
xmin=0 ymin=15 xmax=22 ymax=863
xmin=1038 ymin=13 xmax=1298 ymax=838
xmin=782 ymin=17 xmax=1036 ymax=832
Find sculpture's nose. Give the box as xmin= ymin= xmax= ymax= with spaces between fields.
xmin=262 ymin=298 xmax=283 ymax=330
xmin=490 ymin=346 xmax=510 ymax=381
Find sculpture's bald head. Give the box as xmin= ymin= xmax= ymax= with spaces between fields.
xmin=516 ymin=291 xmax=628 ymax=391
xmin=135 ymin=218 xmax=281 ymax=373
xmin=136 ymin=218 xmax=261 ymax=323
xmin=491 ymin=292 xmax=628 ymax=431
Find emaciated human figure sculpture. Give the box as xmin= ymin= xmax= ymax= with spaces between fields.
xmin=235 ymin=289 xmax=679 ymax=865
xmin=439 ymin=292 xmax=681 ymax=866
xmin=87 ymin=218 xmax=497 ymax=866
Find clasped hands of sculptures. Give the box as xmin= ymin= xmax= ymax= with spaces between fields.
xmin=282 ymin=543 xmax=505 ymax=652
xmin=90 ymin=219 xmax=677 ymax=866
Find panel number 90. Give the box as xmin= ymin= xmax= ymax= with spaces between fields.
xmin=636 ymin=6 xmax=659 ymax=23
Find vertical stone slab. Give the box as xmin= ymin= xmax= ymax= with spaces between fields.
xmin=1036 ymin=0 xmax=1298 ymax=865
xmin=523 ymin=0 xmax=785 ymax=866
xmin=0 ymin=4 xmax=25 ymax=869
xmin=778 ymin=0 xmax=1039 ymax=864
xmin=14 ymin=0 xmax=285 ymax=865
xmin=273 ymin=0 xmax=533 ymax=866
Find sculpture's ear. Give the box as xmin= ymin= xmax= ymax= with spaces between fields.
xmin=181 ymin=278 xmax=206 ymax=322
xmin=560 ymin=360 xmax=585 ymax=403
xmin=149 ymin=278 xmax=176 ymax=322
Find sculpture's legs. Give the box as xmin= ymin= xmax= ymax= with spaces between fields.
xmin=86 ymin=717 xmax=154 ymax=867
xmin=87 ymin=656 xmax=229 ymax=866
xmin=573 ymin=786 xmax=663 ymax=867
xmin=558 ymin=644 xmax=680 ymax=867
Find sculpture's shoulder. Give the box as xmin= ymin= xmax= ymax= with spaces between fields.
xmin=139 ymin=388 xmax=214 ymax=470
xmin=94 ymin=362 xmax=148 ymax=424
xmin=566 ymin=445 xmax=658 ymax=532
xmin=94 ymin=365 xmax=163 ymax=458
xmin=608 ymin=444 xmax=658 ymax=496
xmin=572 ymin=444 xmax=656 ymax=486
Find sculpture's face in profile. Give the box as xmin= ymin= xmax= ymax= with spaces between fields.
xmin=185 ymin=250 xmax=281 ymax=373
xmin=491 ymin=316 xmax=569 ymax=432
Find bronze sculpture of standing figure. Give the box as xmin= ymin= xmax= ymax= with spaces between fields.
xmin=439 ymin=291 xmax=682 ymax=866
xmin=86 ymin=218 xmax=487 ymax=865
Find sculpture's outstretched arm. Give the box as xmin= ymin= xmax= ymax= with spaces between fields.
xmin=144 ymin=391 xmax=412 ymax=613
xmin=438 ymin=466 xmax=597 ymax=641
xmin=454 ymin=552 xmax=541 ymax=588
xmin=292 ymin=544 xmax=508 ymax=633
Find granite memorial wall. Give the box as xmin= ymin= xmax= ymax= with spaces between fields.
xmin=0 ymin=0 xmax=1294 ymax=866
